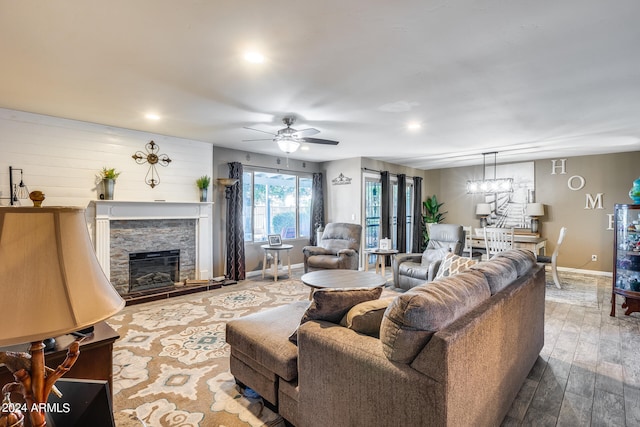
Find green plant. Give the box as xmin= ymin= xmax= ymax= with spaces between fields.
xmin=423 ymin=194 xmax=446 ymax=224
xmin=422 ymin=195 xmax=447 ymax=248
xmin=196 ymin=175 xmax=211 ymax=189
xmin=100 ymin=167 xmax=121 ymax=180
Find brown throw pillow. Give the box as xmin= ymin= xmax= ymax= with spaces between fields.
xmin=289 ymin=287 xmax=383 ymax=344
xmin=340 ymin=296 xmax=396 ymax=337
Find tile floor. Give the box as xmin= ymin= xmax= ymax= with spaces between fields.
xmin=503 ymin=274 xmax=640 ymax=426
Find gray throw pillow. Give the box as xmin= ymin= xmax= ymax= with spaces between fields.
xmin=289 ymin=287 xmax=383 ymax=344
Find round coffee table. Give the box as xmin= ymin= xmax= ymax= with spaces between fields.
xmin=300 ymin=270 xmax=387 ymax=300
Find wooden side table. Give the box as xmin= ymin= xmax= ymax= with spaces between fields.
xmin=261 ymin=243 xmax=294 ymax=282
xmin=364 ymin=249 xmax=399 ymax=277
xmin=0 ymin=321 xmax=119 ymax=404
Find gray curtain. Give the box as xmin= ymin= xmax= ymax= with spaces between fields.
xmin=310 ymin=172 xmax=325 ymax=245
xmin=226 ymin=162 xmax=245 ymax=281
xmin=381 ymin=171 xmax=391 ymax=239
xmin=396 ymin=174 xmax=407 ymax=253
xmin=412 ymin=176 xmax=423 ymax=252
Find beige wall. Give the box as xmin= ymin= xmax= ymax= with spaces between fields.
xmin=437 ymin=151 xmax=640 ymax=272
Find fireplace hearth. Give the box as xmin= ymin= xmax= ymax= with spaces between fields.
xmin=129 ymin=249 xmax=180 ymax=293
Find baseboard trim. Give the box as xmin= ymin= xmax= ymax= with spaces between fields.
xmin=555 ymin=266 xmax=612 ymax=277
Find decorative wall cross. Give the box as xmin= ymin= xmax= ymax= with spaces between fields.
xmin=132 ymin=141 xmax=172 ymax=188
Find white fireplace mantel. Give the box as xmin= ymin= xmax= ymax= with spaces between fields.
xmin=88 ymin=200 xmax=213 ymax=280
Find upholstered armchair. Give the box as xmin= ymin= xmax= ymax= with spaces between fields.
xmin=392 ymin=224 xmax=464 ymax=291
xmin=303 ymin=223 xmax=362 ymax=273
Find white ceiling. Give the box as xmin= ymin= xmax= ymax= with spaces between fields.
xmin=1 ymin=0 xmax=639 ymax=169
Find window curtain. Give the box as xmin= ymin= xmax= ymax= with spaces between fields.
xmin=412 ymin=176 xmax=423 ymax=252
xmin=380 ymin=171 xmax=391 ymax=239
xmin=226 ymin=162 xmax=245 ymax=281
xmin=309 ymin=172 xmax=325 ymax=245
xmin=396 ymin=174 xmax=407 ymax=253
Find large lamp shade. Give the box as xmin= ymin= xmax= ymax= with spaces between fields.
xmin=0 ymin=206 xmax=125 ymax=346
xmin=475 ymin=203 xmax=492 ymax=215
xmin=526 ymin=203 xmax=545 ymax=217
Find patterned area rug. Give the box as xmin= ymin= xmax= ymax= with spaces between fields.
xmin=108 ymin=274 xmax=310 ymax=427
xmin=107 ymin=267 xmax=605 ymax=426
xmin=543 ymin=268 xmax=604 ymax=308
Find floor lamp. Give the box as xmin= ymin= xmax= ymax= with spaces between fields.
xmin=217 ymin=178 xmax=238 ymax=285
xmin=0 ymin=200 xmax=124 ymax=426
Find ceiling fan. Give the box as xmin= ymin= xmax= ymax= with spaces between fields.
xmin=243 ymin=116 xmax=339 ymax=154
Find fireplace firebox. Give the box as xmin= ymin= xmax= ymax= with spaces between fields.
xmin=129 ymin=249 xmax=180 ymax=293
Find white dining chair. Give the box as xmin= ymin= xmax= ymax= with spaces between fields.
xmin=462 ymin=226 xmax=483 ymax=260
xmin=483 ymin=227 xmax=514 ymax=259
xmin=537 ymin=227 xmax=567 ymax=289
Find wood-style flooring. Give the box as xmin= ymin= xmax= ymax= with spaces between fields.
xmin=503 ymin=275 xmax=640 ymax=426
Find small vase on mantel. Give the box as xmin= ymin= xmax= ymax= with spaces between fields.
xmin=103 ymin=178 xmax=115 ymax=200
xmin=199 ymin=188 xmax=208 ymax=202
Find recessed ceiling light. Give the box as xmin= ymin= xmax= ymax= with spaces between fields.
xmin=244 ymin=51 xmax=265 ymax=63
xmin=300 ymin=145 xmax=310 ymax=151
xmin=407 ymin=122 xmax=422 ymax=130
xmin=145 ymin=113 xmax=160 ymax=120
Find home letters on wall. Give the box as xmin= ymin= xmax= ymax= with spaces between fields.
xmin=550 ymin=159 xmax=612 ymax=229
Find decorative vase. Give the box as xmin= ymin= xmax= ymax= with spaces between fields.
xmin=630 ymin=177 xmax=640 ymax=204
xmin=199 ymin=188 xmax=208 ymax=202
xmin=102 ymin=179 xmax=115 ymax=200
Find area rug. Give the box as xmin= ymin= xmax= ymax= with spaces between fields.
xmin=543 ymin=268 xmax=602 ymax=308
xmin=107 ymin=274 xmax=311 ymax=427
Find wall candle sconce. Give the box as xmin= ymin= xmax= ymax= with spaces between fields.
xmin=2 ymin=166 xmax=30 ymax=206
xmin=132 ymin=141 xmax=172 ymax=188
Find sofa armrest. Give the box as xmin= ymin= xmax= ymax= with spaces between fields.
xmin=297 ymin=321 xmax=444 ymax=427
xmin=336 ymin=248 xmax=356 ymax=257
xmin=392 ymin=253 xmax=423 ymax=286
xmin=302 ymin=246 xmax=333 ymax=256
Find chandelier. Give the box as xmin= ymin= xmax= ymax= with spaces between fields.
xmin=466 ymin=152 xmax=513 ymax=194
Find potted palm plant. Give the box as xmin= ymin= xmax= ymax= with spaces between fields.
xmin=422 ymin=194 xmax=446 ymax=246
xmin=196 ymin=175 xmax=211 ymax=202
xmin=100 ymin=167 xmax=121 ymax=200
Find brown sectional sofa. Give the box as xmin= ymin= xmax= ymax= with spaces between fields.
xmin=226 ymin=249 xmax=545 ymax=426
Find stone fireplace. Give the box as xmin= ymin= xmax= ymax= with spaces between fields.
xmin=88 ymin=201 xmax=213 ymax=296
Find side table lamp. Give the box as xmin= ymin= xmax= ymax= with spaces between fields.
xmin=0 ymin=201 xmax=125 ymax=426
xmin=526 ymin=203 xmax=545 ymax=234
xmin=475 ymin=203 xmax=492 ymax=228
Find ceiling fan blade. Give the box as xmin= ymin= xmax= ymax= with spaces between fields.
xmin=242 ymin=138 xmax=274 ymax=142
xmin=243 ymin=126 xmax=277 ymax=136
xmin=302 ymin=137 xmax=339 ymax=145
xmin=292 ymin=128 xmax=320 ymax=138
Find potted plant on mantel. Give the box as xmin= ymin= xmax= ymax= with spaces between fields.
xmin=196 ymin=175 xmax=211 ymax=202
xmin=100 ymin=167 xmax=121 ymax=200
xmin=422 ymin=194 xmax=447 ymax=248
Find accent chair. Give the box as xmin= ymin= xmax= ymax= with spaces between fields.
xmin=302 ymin=223 xmax=362 ymax=273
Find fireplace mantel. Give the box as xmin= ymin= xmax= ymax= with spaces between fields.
xmin=88 ymin=201 xmax=213 ymax=282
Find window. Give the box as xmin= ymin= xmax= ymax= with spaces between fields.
xmin=243 ymin=169 xmax=313 ymax=242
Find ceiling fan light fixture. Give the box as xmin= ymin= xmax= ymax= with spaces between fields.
xmin=277 ymin=139 xmax=300 ymax=154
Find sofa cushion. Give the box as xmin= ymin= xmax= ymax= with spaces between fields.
xmin=469 ymin=257 xmax=518 ymax=295
xmin=435 ymin=252 xmax=479 ymax=279
xmin=289 ymin=287 xmax=383 ymax=343
xmin=380 ymin=270 xmax=490 ymax=363
xmin=340 ymin=296 xmax=396 ymax=337
xmin=226 ymin=300 xmax=309 ymax=382
xmin=494 ymin=249 xmax=537 ymax=277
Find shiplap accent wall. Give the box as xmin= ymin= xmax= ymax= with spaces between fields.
xmin=0 ymin=108 xmax=213 ymax=207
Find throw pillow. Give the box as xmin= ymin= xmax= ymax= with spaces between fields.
xmin=289 ymin=287 xmax=383 ymax=344
xmin=340 ymin=296 xmax=396 ymax=337
xmin=435 ymin=252 xmax=479 ymax=279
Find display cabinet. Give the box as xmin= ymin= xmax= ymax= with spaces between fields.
xmin=611 ymin=204 xmax=640 ymax=316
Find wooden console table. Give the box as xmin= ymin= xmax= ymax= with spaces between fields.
xmin=0 ymin=321 xmax=119 ymax=403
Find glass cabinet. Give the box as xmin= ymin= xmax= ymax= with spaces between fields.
xmin=611 ymin=204 xmax=640 ymax=316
